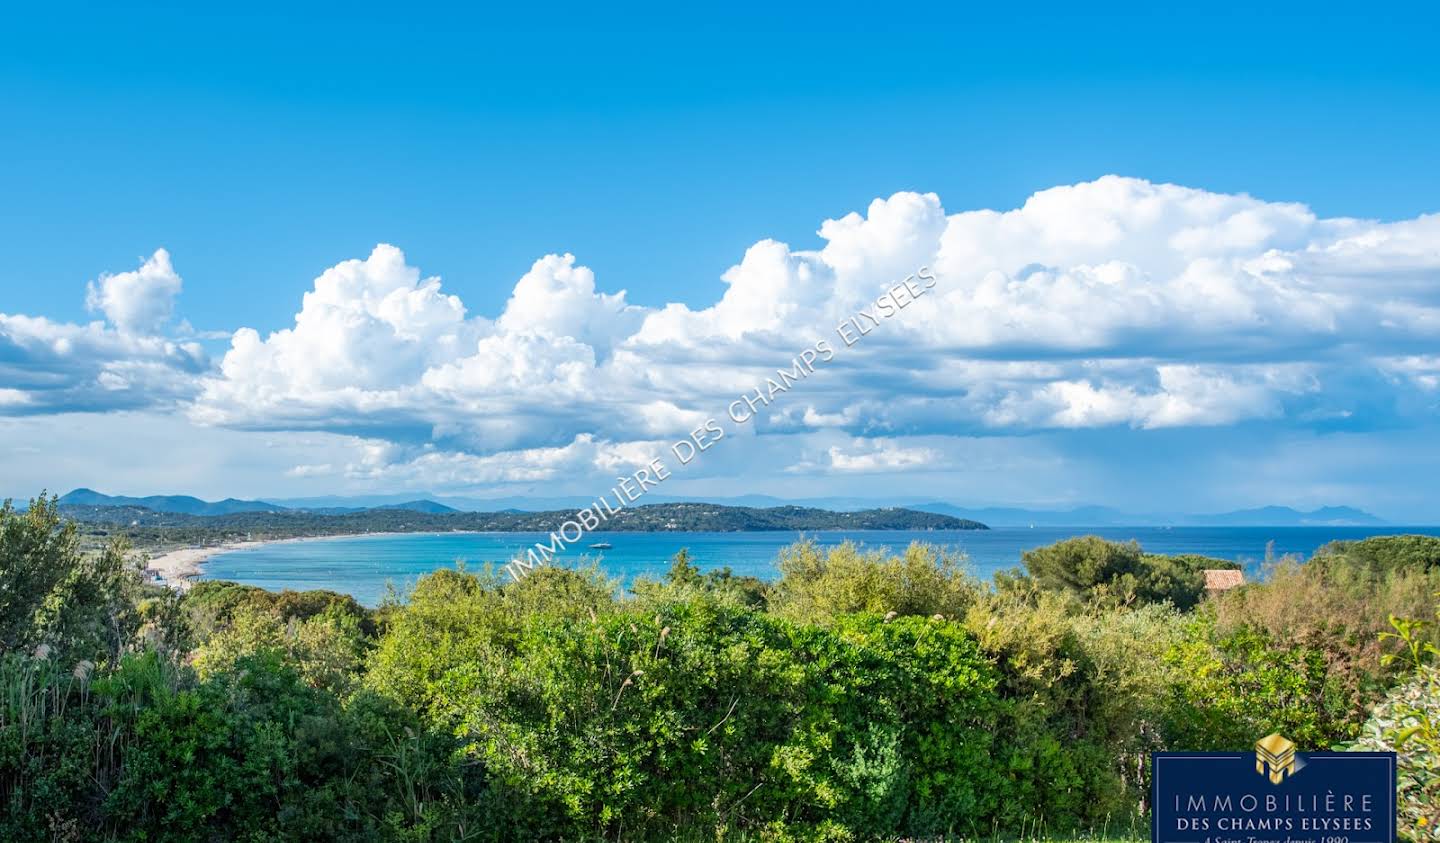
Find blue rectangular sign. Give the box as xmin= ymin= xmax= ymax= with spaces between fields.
xmin=1152 ymin=747 xmax=1397 ymax=843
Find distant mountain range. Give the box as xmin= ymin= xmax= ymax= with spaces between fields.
xmin=58 ymin=488 xmax=289 ymax=516
xmin=57 ymin=489 xmax=456 ymax=517
xmin=296 ymin=500 xmax=461 ymax=516
xmin=53 ymin=488 xmax=1388 ymax=526
xmin=261 ymin=493 xmax=1389 ymax=524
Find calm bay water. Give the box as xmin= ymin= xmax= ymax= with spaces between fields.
xmin=199 ymin=525 xmax=1440 ymax=606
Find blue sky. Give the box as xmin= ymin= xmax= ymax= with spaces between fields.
xmin=2 ymin=3 xmax=1439 ymax=519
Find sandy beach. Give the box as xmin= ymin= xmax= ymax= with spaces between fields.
xmin=144 ymin=540 xmax=272 ymax=588
xmin=144 ymin=535 xmax=347 ymax=589
xmin=142 ymin=531 xmax=464 ymax=590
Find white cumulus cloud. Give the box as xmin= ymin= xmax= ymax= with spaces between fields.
xmin=6 ymin=177 xmax=1440 ymax=490
xmin=181 ymin=177 xmax=1440 ymax=480
xmin=85 ymin=249 xmax=183 ymax=335
xmin=1 ymin=250 xmax=205 ymax=414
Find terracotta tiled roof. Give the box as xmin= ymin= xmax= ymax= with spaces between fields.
xmin=1203 ymin=569 xmax=1245 ymax=591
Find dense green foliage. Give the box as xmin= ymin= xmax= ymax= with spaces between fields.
xmin=1351 ymin=615 xmax=1440 ymax=839
xmin=3 ymin=498 xmax=134 ymax=663
xmin=1316 ymin=534 xmax=1440 ymax=576
xmin=767 ymin=540 xmax=977 ymax=624
xmin=1019 ymin=535 xmax=1238 ymax=609
xmin=3 ymin=497 xmax=1437 ymax=841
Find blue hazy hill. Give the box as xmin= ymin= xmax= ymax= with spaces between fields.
xmin=264 ymin=494 xmax=1388 ymax=526
xmin=56 ymin=489 xmax=1388 ymax=526
xmin=57 ymin=489 xmax=458 ymax=517
xmin=58 ymin=488 xmax=287 ymax=516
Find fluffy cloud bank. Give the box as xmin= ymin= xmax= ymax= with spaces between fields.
xmin=0 ymin=249 xmax=206 ymax=414
xmin=4 ymin=177 xmax=1439 ymax=488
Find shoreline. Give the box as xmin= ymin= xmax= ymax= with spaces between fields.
xmin=138 ymin=525 xmax=989 ymax=590
xmin=144 ymin=536 xmax=297 ymax=589
xmin=143 ymin=531 xmax=432 ymax=589
xmin=140 ymin=524 xmax=1435 ymax=593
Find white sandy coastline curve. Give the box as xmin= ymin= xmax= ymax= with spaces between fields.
xmin=143 ymin=531 xmax=485 ymax=590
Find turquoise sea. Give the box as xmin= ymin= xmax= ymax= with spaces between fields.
xmin=199 ymin=525 xmax=1440 ymax=606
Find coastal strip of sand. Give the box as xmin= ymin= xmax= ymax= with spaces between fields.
xmin=142 ymin=531 xmax=477 ymax=590
xmin=144 ymin=539 xmax=278 ymax=588
xmin=144 ymin=535 xmax=353 ymax=589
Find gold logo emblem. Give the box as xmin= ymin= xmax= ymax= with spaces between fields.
xmin=1254 ymin=733 xmax=1297 ymax=784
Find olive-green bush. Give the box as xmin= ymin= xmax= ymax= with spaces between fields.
xmin=768 ymin=539 xmax=977 ymax=623
xmin=368 ymin=565 xmax=1020 ymax=838
xmin=1020 ymin=536 xmax=1236 ymax=610
xmin=1349 ymin=664 xmax=1439 ymax=840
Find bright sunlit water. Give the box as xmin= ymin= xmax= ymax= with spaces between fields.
xmin=198 ymin=526 xmax=1440 ymax=606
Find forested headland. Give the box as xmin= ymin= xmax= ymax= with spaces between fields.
xmin=59 ymin=500 xmax=985 ymax=554
xmin=2 ymin=494 xmax=1437 ymax=841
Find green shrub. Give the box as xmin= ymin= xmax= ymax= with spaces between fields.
xmin=1165 ymin=617 xmax=1355 ymax=749
xmin=0 ymin=645 xmax=486 ymax=841
xmin=368 ymin=563 xmax=1139 ymax=839
xmin=1021 ymin=536 xmax=1231 ymax=610
xmin=963 ymin=586 xmax=1187 ymax=819
xmin=1316 ymin=535 xmax=1440 ymax=576
xmin=185 ymin=580 xmax=375 ymax=644
xmin=1211 ymin=551 xmax=1440 ymax=727
xmin=769 ymin=540 xmax=977 ymax=624
xmin=1349 ymin=664 xmax=1439 ymax=840
xmin=1 ymin=496 xmax=147 ymax=666
xmin=0 ymin=652 xmax=102 ymax=841
xmin=1354 ymin=599 xmax=1440 ymax=840
xmin=193 ymin=603 xmax=369 ymax=695
xmin=632 ymin=550 xmax=770 ymax=609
